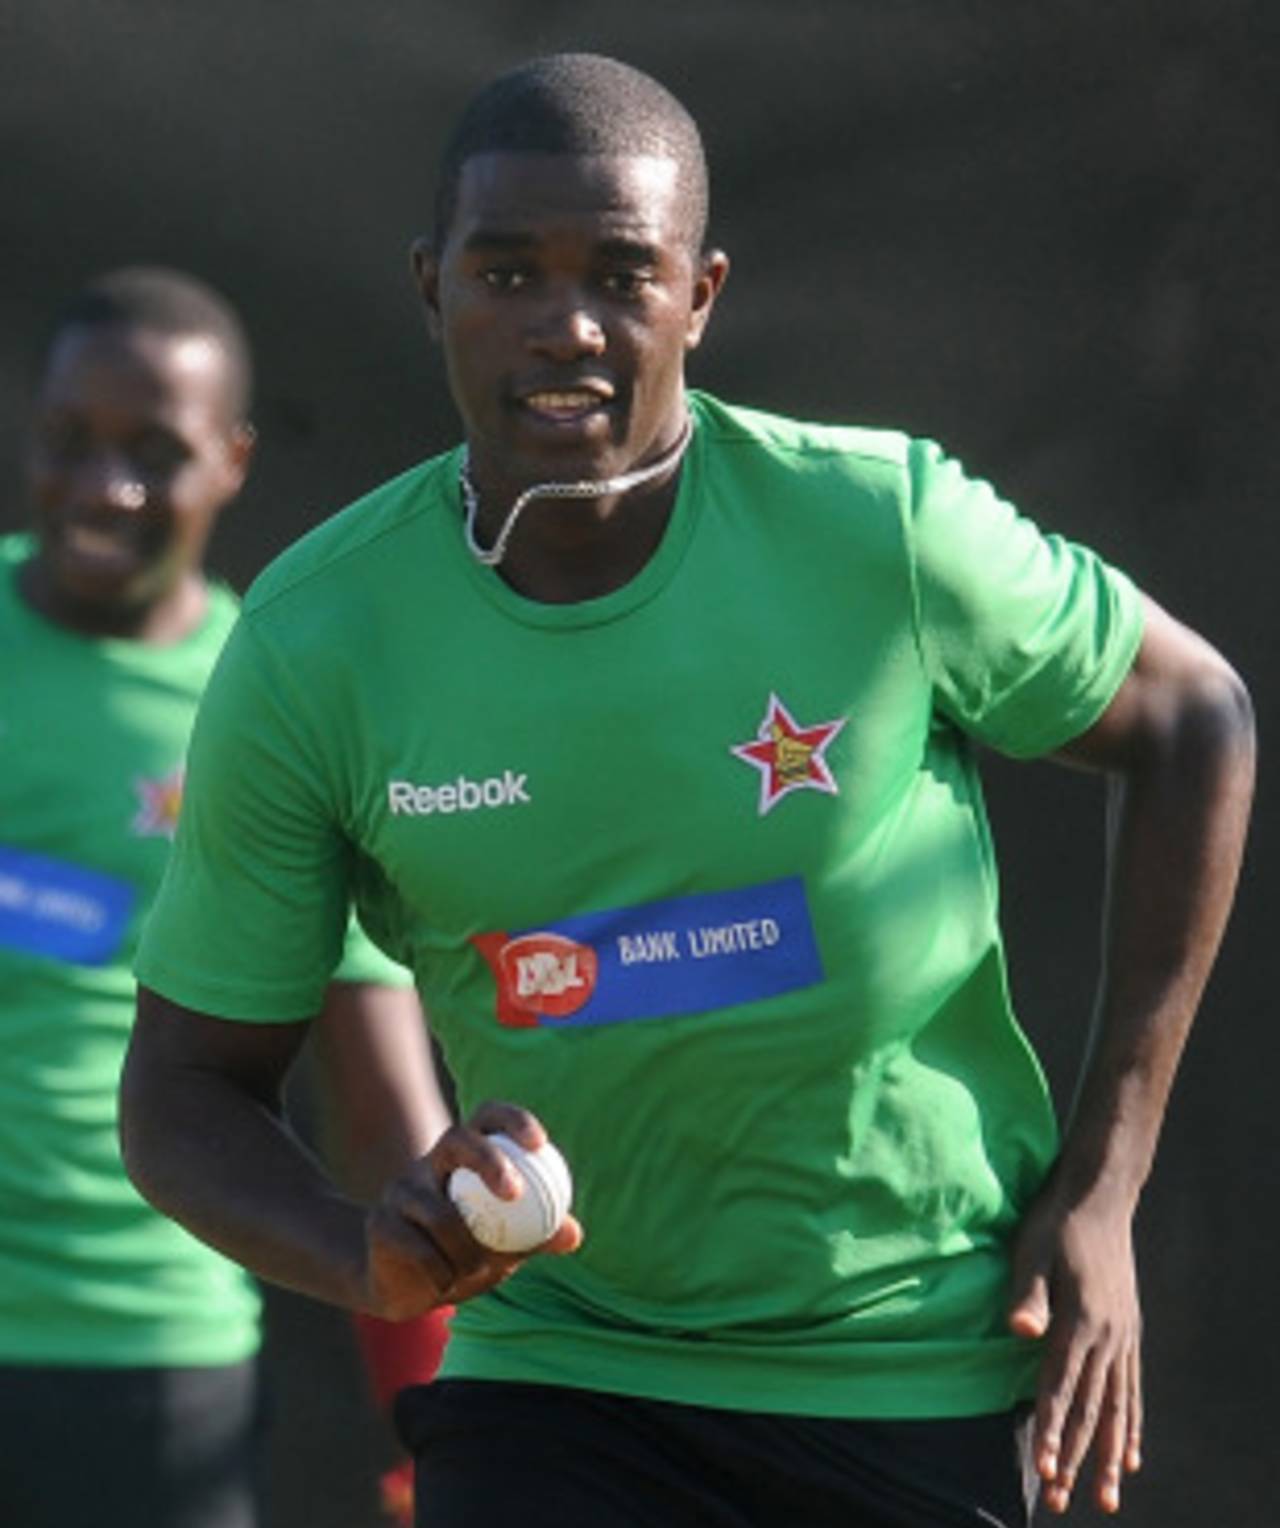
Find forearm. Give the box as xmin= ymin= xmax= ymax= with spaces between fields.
xmin=1058 ymin=656 xmax=1255 ymax=1203
xmin=120 ymin=995 xmax=372 ymax=1310
xmin=121 ymin=993 xmax=581 ymax=1322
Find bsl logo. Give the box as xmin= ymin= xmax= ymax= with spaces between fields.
xmin=388 ymin=770 xmax=529 ymax=817
xmin=471 ymin=931 xmax=598 ymax=1026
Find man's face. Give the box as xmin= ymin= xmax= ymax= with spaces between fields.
xmin=415 ymin=152 xmax=727 ymax=500
xmin=26 ymin=324 xmax=251 ymax=625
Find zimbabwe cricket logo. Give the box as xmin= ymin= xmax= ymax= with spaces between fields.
xmin=132 ymin=766 xmax=185 ymax=839
xmin=731 ymin=693 xmax=846 ymax=816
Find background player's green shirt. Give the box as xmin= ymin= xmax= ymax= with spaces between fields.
xmin=138 ymin=393 xmax=1143 ymax=1415
xmin=0 ymin=534 xmax=408 ymax=1367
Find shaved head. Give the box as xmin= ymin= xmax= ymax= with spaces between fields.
xmin=433 ymin=53 xmax=710 ymax=253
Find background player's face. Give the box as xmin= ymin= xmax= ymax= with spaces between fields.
xmin=26 ymin=324 xmax=250 ymax=621
xmin=416 ymin=151 xmax=726 ymax=500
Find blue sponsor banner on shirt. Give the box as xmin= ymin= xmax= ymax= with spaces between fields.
xmin=0 ymin=844 xmax=136 ymax=965
xmin=479 ymin=877 xmax=823 ymax=1028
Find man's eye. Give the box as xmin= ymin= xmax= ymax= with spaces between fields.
xmin=39 ymin=425 xmax=89 ymax=463
xmin=602 ymin=270 xmax=652 ymax=298
xmin=481 ymin=267 xmax=531 ymax=293
xmin=130 ymin=434 xmax=187 ymax=476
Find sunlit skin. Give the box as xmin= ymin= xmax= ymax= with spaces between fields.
xmin=21 ymin=325 xmax=253 ymax=644
xmin=412 ymin=152 xmax=728 ymax=602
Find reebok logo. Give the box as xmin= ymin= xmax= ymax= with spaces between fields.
xmin=387 ymin=770 xmax=530 ymax=817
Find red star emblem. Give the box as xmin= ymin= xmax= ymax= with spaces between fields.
xmin=731 ymin=694 xmax=846 ymax=815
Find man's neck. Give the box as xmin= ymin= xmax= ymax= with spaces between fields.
xmin=17 ymin=559 xmax=209 ymax=645
xmin=463 ymin=408 xmax=694 ymax=603
xmin=470 ymin=466 xmax=683 ymax=604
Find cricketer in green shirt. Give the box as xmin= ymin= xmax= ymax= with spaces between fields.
xmin=136 ymin=391 xmax=1143 ymax=1417
xmin=0 ymin=533 xmax=408 ymax=1368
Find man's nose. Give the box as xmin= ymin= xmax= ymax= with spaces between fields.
xmin=526 ymin=290 xmax=606 ymax=360
xmin=75 ymin=454 xmax=148 ymax=511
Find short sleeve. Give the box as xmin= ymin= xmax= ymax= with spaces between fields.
xmin=907 ymin=439 xmax=1144 ymax=757
xmin=136 ymin=618 xmax=354 ymax=1020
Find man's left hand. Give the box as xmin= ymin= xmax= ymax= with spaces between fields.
xmin=1007 ymin=1183 xmax=1144 ymax=1515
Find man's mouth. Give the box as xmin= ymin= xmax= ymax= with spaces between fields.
xmin=55 ymin=519 xmax=149 ymax=571
xmin=519 ymin=386 xmax=615 ymax=423
xmin=67 ymin=524 xmax=132 ymax=552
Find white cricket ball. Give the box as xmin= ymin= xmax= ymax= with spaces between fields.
xmin=447 ymin=1133 xmax=573 ymax=1253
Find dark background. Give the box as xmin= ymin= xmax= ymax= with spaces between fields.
xmin=2 ymin=3 xmax=1274 ymax=1524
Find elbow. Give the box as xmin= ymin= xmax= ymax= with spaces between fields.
xmin=1127 ymin=598 xmax=1256 ymax=777
xmin=1183 ymin=657 xmax=1256 ymax=771
xmin=1220 ymin=663 xmax=1254 ymax=746
xmin=1146 ymin=657 xmax=1258 ymax=825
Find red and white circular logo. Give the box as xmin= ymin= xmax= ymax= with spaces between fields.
xmin=494 ymin=932 xmax=598 ymax=1021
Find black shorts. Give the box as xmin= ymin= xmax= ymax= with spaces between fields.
xmin=396 ymin=1379 xmax=1037 ymax=1528
xmin=0 ymin=1358 xmax=266 ymax=1528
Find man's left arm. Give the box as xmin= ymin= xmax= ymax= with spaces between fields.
xmin=1006 ymin=595 xmax=1256 ymax=1515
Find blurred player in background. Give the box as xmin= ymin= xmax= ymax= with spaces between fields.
xmin=0 ymin=267 xmax=450 ymax=1528
xmin=121 ymin=57 xmax=1254 ymax=1528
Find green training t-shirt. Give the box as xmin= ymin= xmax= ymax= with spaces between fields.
xmin=137 ymin=393 xmax=1143 ymax=1415
xmin=0 ymin=534 xmax=408 ymax=1367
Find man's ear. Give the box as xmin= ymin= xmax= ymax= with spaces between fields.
xmin=410 ymin=237 xmax=443 ymax=341
xmin=223 ymin=421 xmax=255 ymax=495
xmin=686 ymin=248 xmax=730 ymax=352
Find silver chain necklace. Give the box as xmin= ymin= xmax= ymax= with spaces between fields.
xmin=459 ymin=411 xmax=694 ymax=568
